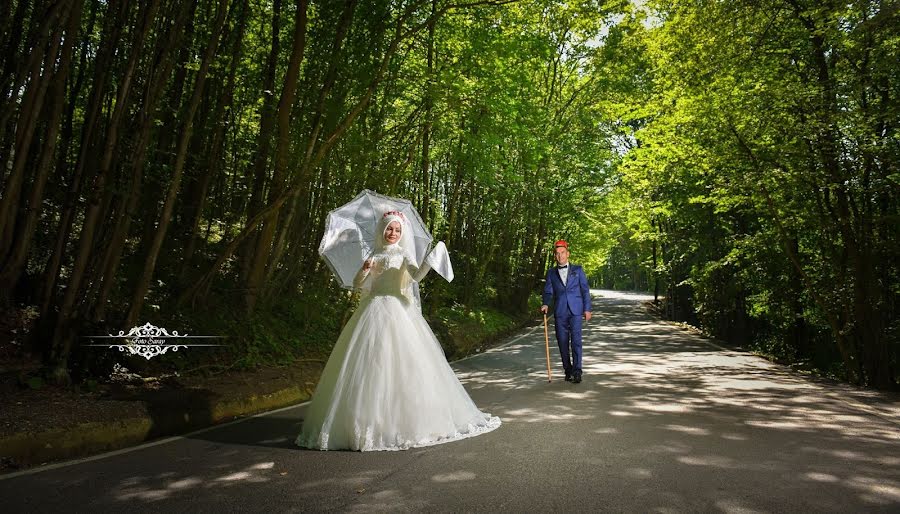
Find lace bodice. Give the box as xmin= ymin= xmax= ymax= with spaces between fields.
xmin=369 ymin=266 xmax=410 ymax=297
xmin=355 ymin=247 xmax=415 ymax=302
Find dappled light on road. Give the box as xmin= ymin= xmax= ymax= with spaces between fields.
xmin=447 ymin=290 xmax=900 ymax=511
xmin=2 ymin=290 xmax=897 ymax=512
xmin=113 ymin=460 xmax=276 ymax=502
xmin=431 ymin=470 xmax=476 ymax=482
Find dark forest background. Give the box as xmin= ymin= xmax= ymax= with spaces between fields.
xmin=0 ymin=0 xmax=897 ymax=389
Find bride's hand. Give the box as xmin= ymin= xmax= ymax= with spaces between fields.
xmin=362 ymin=259 xmax=373 ymax=272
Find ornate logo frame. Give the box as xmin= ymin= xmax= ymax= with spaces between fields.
xmin=84 ymin=321 xmax=222 ymax=360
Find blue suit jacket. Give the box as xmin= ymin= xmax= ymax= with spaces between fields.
xmin=543 ymin=264 xmax=592 ymax=317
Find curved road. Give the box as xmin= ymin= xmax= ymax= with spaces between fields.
xmin=3 ymin=291 xmax=899 ymax=512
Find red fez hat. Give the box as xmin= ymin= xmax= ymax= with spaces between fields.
xmin=554 ymin=239 xmax=568 ymax=248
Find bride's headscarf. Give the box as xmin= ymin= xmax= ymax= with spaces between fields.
xmin=374 ymin=210 xmax=417 ymax=264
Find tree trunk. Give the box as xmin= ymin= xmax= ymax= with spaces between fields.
xmin=0 ymin=0 xmax=84 ymax=301
xmin=0 ymin=0 xmax=69 ymax=255
xmin=239 ymin=0 xmax=282 ymax=284
xmin=47 ymin=0 xmax=160 ymax=384
xmin=181 ymin=0 xmax=249 ymax=281
xmin=37 ymin=0 xmax=130 ymax=316
xmin=0 ymin=0 xmax=31 ymax=96
xmin=0 ymin=0 xmax=67 ymax=166
xmin=179 ymin=0 xmax=448 ymax=307
xmin=244 ymin=0 xmax=310 ymax=312
xmin=90 ymin=0 xmax=196 ymax=320
xmin=246 ymin=0 xmax=308 ymax=311
xmin=419 ymin=0 xmax=436 ymax=222
xmin=125 ymin=0 xmax=229 ymax=325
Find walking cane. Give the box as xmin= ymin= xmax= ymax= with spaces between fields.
xmin=543 ymin=313 xmax=552 ymax=382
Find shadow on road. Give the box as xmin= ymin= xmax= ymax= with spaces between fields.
xmin=445 ymin=291 xmax=900 ymax=511
xmin=2 ymin=290 xmax=898 ymax=512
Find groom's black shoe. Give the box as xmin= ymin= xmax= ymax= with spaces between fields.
xmin=564 ymin=371 xmax=573 ymax=382
xmin=573 ymin=371 xmax=582 ymax=384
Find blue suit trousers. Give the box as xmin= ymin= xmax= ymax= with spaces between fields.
xmin=555 ymin=311 xmax=583 ymax=374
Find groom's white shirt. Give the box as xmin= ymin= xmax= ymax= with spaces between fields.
xmin=558 ymin=265 xmax=569 ymax=286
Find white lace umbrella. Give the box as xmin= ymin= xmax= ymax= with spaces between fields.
xmin=319 ymin=189 xmax=433 ymax=289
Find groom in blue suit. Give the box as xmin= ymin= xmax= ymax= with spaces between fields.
xmin=541 ymin=240 xmax=592 ymax=383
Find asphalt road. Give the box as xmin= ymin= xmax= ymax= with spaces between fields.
xmin=2 ymin=290 xmax=899 ymax=513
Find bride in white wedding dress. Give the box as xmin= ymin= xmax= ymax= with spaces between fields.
xmin=296 ymin=211 xmax=501 ymax=451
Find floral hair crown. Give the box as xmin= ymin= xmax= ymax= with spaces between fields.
xmin=382 ymin=210 xmax=406 ymax=221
